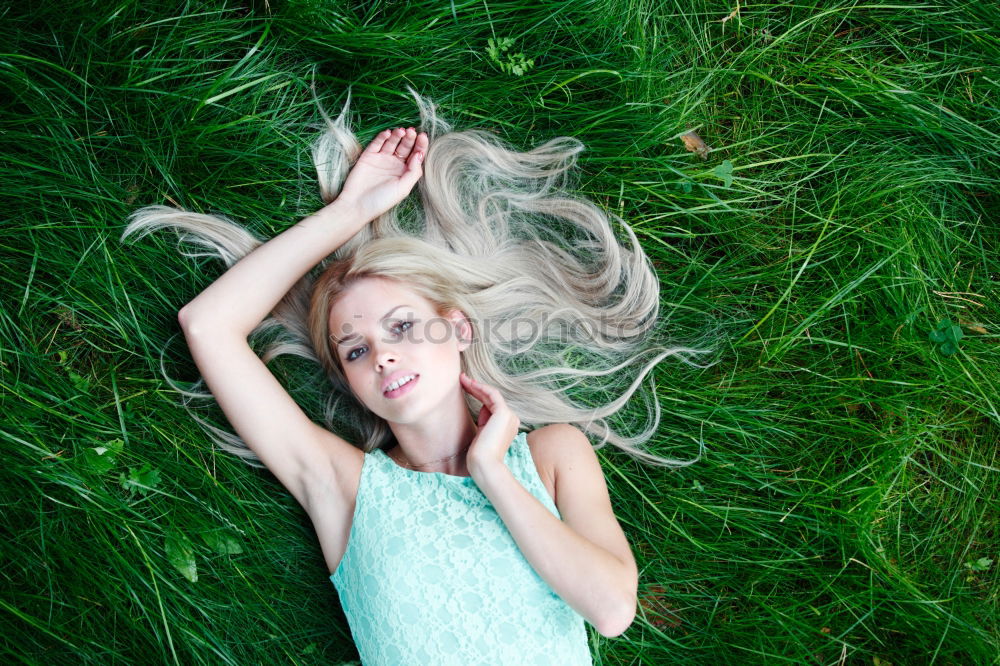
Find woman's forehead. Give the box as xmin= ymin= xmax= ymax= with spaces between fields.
xmin=329 ymin=278 xmax=425 ymax=322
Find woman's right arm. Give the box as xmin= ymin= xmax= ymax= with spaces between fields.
xmin=177 ymin=199 xmax=370 ymax=509
xmin=178 ymin=199 xmax=367 ymax=338
xmin=177 ymin=126 xmax=427 ymax=509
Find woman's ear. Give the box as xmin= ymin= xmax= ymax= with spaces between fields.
xmin=448 ymin=309 xmax=473 ymax=352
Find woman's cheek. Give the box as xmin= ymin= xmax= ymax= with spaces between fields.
xmin=422 ymin=317 xmax=455 ymax=348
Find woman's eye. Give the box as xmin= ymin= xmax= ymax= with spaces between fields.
xmin=344 ymin=322 xmax=411 ymax=362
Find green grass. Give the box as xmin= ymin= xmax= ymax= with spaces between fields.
xmin=2 ymin=0 xmax=998 ymax=663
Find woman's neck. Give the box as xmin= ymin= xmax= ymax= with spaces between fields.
xmin=386 ymin=400 xmax=479 ymax=475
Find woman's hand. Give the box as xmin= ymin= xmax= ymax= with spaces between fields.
xmin=460 ymin=372 xmax=522 ymax=479
xmin=338 ymin=127 xmax=429 ymax=222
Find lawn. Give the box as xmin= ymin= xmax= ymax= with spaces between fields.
xmin=1 ymin=1 xmax=997 ymax=664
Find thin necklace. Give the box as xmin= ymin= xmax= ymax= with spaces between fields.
xmin=392 ymin=442 xmax=471 ymax=470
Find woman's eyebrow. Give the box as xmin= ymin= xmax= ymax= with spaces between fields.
xmin=331 ymin=304 xmax=411 ymax=346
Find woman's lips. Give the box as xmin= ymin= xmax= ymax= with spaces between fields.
xmin=384 ymin=374 xmax=419 ymax=399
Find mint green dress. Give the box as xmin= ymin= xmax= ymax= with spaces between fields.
xmin=329 ymin=430 xmax=593 ymax=665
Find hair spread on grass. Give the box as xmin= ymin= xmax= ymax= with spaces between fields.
xmin=122 ymin=87 xmax=721 ymax=468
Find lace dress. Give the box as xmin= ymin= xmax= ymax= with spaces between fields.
xmin=329 ymin=430 xmax=593 ymax=665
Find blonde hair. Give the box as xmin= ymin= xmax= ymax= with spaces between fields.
xmin=122 ymin=87 xmax=721 ymax=468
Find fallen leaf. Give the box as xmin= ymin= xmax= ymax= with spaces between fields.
xmin=639 ymin=585 xmax=682 ymax=629
xmin=834 ymin=26 xmax=865 ymax=39
xmin=958 ymin=318 xmax=988 ymax=334
xmin=720 ymin=3 xmax=740 ymax=24
xmin=680 ymin=131 xmax=711 ymax=160
xmin=55 ymin=306 xmax=82 ymax=331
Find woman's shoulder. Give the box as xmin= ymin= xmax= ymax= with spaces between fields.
xmin=525 ymin=423 xmax=588 ymax=451
xmin=525 ymin=424 xmax=589 ymax=505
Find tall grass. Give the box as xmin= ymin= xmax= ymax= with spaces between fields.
xmin=1 ymin=1 xmax=997 ymax=663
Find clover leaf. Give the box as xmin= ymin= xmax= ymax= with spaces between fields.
xmin=928 ymin=318 xmax=963 ymax=356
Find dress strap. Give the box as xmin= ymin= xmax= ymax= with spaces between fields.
xmin=506 ymin=430 xmax=562 ymax=519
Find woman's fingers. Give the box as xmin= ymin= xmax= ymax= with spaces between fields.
xmin=365 ymin=127 xmax=427 ymax=163
xmin=379 ymin=127 xmax=406 ymax=156
xmin=461 ymin=373 xmax=502 ymax=409
xmin=395 ymin=128 xmax=416 ymax=156
xmin=460 ymin=372 xmax=483 ymax=399
xmin=365 ymin=129 xmax=392 ymax=154
xmin=414 ymin=132 xmax=428 ymax=157
xmin=461 ymin=374 xmax=498 ymax=425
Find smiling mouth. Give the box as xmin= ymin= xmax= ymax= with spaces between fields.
xmin=383 ymin=374 xmax=419 ymax=397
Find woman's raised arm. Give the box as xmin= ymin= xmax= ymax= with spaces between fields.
xmin=178 ymin=126 xmax=427 ymax=337
xmin=178 ymin=198 xmax=367 ymax=338
xmin=172 ymin=127 xmax=426 ymax=508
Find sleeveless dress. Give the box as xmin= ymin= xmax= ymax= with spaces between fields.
xmin=329 ymin=430 xmax=593 ymax=665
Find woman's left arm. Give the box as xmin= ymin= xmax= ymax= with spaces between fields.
xmin=471 ymin=424 xmax=639 ymax=638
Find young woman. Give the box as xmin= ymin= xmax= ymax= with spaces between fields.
xmin=123 ymin=88 xmax=716 ymax=664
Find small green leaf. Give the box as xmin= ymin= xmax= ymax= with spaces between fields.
xmin=119 ymin=462 xmax=161 ymax=495
xmin=83 ymin=446 xmax=117 ymax=474
xmin=486 ymin=37 xmax=534 ymax=76
xmin=68 ymin=370 xmax=90 ymax=392
xmin=965 ymin=557 xmax=993 ymax=572
xmin=201 ymin=531 xmax=243 ymax=555
xmin=165 ymin=531 xmax=198 ymax=582
xmin=928 ymin=318 xmax=962 ymax=355
xmin=85 ymin=438 xmax=125 ymax=473
xmin=713 ymin=160 xmax=734 ymax=188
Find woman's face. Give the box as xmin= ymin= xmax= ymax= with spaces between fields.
xmin=327 ymin=277 xmax=470 ymax=424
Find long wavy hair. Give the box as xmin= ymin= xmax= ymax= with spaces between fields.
xmin=121 ymin=87 xmax=721 ymax=468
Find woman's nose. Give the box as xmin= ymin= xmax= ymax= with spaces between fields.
xmin=374 ymin=347 xmax=398 ymax=369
